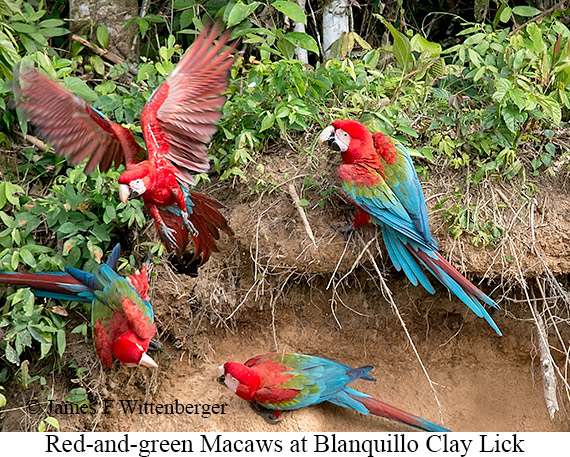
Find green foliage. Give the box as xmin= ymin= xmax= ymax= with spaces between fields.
xmin=436 ymin=196 xmax=505 ymax=247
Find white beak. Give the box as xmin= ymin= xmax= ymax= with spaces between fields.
xmin=119 ymin=184 xmax=130 ymax=204
xmin=318 ymin=125 xmax=335 ymax=144
xmin=139 ymin=352 xmax=158 ymax=368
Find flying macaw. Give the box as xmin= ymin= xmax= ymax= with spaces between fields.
xmin=319 ymin=120 xmax=501 ymax=335
xmin=218 ymin=353 xmax=450 ymax=432
xmin=14 ymin=24 xmax=236 ymax=263
xmin=0 ymin=244 xmax=158 ymax=368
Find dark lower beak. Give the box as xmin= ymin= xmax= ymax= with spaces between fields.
xmin=327 ymin=133 xmax=340 ymax=151
xmin=216 ymin=375 xmax=225 ymax=384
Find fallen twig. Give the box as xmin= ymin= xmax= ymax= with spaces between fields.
xmin=16 ymin=131 xmax=48 ymax=152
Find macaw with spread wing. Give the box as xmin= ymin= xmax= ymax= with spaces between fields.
xmin=319 ymin=120 xmax=501 ymax=335
xmin=0 ymin=244 xmax=158 ymax=368
xmin=14 ymin=24 xmax=236 ymax=263
xmin=218 ymin=353 xmax=450 ymax=432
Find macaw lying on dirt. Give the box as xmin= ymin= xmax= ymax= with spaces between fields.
xmin=14 ymin=24 xmax=236 ymax=263
xmin=319 ymin=120 xmax=501 ymax=335
xmin=218 ymin=352 xmax=450 ymax=432
xmin=0 ymin=244 xmax=158 ymax=368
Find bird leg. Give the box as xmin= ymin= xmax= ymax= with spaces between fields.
xmin=250 ymin=403 xmax=282 ymax=424
xmin=147 ymin=204 xmax=179 ymax=250
xmin=172 ymin=188 xmax=199 ymax=237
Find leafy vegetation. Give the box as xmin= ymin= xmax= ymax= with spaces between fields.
xmin=0 ymin=0 xmax=569 ymax=425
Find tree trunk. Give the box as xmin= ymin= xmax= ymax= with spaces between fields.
xmin=294 ymin=0 xmax=308 ymax=64
xmin=69 ymin=0 xmax=140 ymax=62
xmin=322 ymin=0 xmax=350 ymax=58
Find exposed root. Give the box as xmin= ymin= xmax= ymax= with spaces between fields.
xmin=287 ymin=182 xmax=317 ymax=248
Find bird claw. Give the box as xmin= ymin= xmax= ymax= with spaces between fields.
xmin=330 ymin=222 xmax=356 ymax=241
xmin=148 ymin=338 xmax=164 ymax=352
xmin=250 ymin=403 xmax=281 ymax=425
xmin=160 ymin=222 xmax=179 ymax=251
xmin=182 ymin=211 xmax=199 ymax=237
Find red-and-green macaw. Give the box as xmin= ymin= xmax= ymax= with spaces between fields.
xmin=218 ymin=353 xmax=450 ymax=432
xmin=319 ymin=120 xmax=501 ymax=335
xmin=14 ymin=24 xmax=235 ymax=263
xmin=0 ymin=244 xmax=158 ymax=368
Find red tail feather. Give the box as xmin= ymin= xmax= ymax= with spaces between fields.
xmin=349 ymin=394 xmax=433 ymax=431
xmin=187 ymin=190 xmax=234 ymax=263
xmin=0 ymin=272 xmax=83 ymax=293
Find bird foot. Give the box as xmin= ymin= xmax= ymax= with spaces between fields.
xmin=182 ymin=211 xmax=199 ymax=237
xmin=249 ymin=403 xmax=282 ymax=424
xmin=330 ymin=222 xmax=356 ymax=241
xmin=160 ymin=222 xmax=179 ymax=251
xmin=148 ymin=339 xmax=164 ymax=352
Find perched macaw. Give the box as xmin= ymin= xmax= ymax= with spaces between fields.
xmin=14 ymin=24 xmax=235 ymax=263
xmin=319 ymin=120 xmax=501 ymax=335
xmin=218 ymin=353 xmax=450 ymax=432
xmin=0 ymin=244 xmax=158 ymax=368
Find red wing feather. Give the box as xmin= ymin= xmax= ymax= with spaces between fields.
xmin=93 ymin=319 xmax=114 ymax=367
xmin=140 ymin=24 xmax=237 ymax=184
xmin=121 ymin=297 xmax=156 ymax=341
xmin=15 ymin=66 xmax=144 ymax=173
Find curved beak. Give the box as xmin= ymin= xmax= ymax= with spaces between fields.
xmin=139 ymin=352 xmax=158 ymax=368
xmin=318 ymin=125 xmax=340 ymax=151
xmin=216 ymin=365 xmax=225 ymax=383
xmin=119 ymin=184 xmax=131 ymax=204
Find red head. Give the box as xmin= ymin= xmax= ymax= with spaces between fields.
xmin=118 ymin=162 xmax=154 ymax=203
xmin=319 ymin=120 xmax=380 ymax=167
xmin=112 ymin=331 xmax=158 ymax=368
xmin=217 ymin=362 xmax=261 ymax=401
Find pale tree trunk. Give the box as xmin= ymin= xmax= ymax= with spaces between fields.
xmin=294 ymin=0 xmax=308 ymax=64
xmin=69 ymin=0 xmax=140 ymax=61
xmin=322 ymin=0 xmax=350 ymax=58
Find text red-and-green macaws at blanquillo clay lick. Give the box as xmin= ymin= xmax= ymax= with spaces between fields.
xmin=218 ymin=353 xmax=450 ymax=432
xmin=319 ymin=120 xmax=502 ymax=335
xmin=14 ymin=24 xmax=236 ymax=263
xmin=0 ymin=245 xmax=158 ymax=368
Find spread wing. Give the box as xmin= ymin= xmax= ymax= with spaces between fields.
xmin=140 ymin=23 xmax=236 ymax=184
xmin=14 ymin=65 xmax=145 ymax=173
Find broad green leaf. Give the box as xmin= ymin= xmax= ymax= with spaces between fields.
xmin=499 ymin=6 xmax=512 ymax=23
xmin=56 ymin=330 xmax=66 ymax=357
xmin=96 ymin=25 xmax=109 ymax=48
xmin=5 ymin=344 xmax=19 ymax=365
xmin=260 ymin=112 xmax=275 ymax=132
xmin=410 ymin=34 xmax=441 ymax=58
xmin=272 ymin=1 xmax=306 ymax=24
xmin=179 ymin=9 xmax=194 ymax=29
xmin=512 ymin=6 xmax=540 ymax=17
xmin=90 ymin=55 xmax=105 ymax=75
xmin=44 ymin=417 xmax=60 ymax=431
xmin=227 ymin=1 xmax=261 ymax=28
xmin=381 ymin=19 xmax=412 ymax=72
xmin=64 ymin=77 xmax=97 ymax=102
xmin=284 ymin=32 xmax=319 ymax=54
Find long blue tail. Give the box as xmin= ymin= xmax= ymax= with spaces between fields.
xmin=382 ymin=225 xmax=501 ymax=336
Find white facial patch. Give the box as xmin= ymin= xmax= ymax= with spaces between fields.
xmin=130 ymin=178 xmax=146 ymax=196
xmin=334 ymin=129 xmax=350 ymax=152
xmin=224 ymin=373 xmax=239 ymax=393
xmin=217 ymin=365 xmax=225 ymax=378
